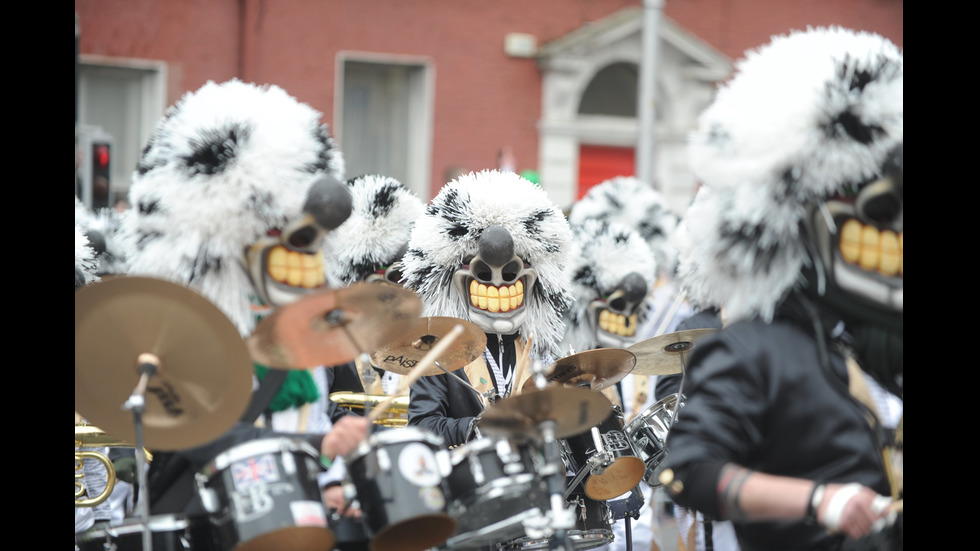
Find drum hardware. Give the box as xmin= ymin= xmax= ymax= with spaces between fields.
xmin=522 ymin=348 xmax=637 ymax=394
xmin=627 ymin=328 xmax=716 ymax=377
xmin=247 ymin=282 xmax=424 ymax=369
xmin=370 ymin=316 xmax=487 ymax=376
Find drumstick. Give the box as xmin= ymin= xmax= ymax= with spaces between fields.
xmin=367 ymin=323 xmax=465 ymax=423
xmin=512 ymin=333 xmax=533 ymax=395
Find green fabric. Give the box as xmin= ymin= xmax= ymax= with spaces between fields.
xmin=254 ymin=364 xmax=320 ymax=412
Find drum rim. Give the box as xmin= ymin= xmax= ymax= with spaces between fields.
xmin=350 ymin=426 xmax=445 ymax=460
xmin=79 ymin=514 xmax=191 ymax=538
xmin=205 ymin=436 xmax=319 ymax=472
xmin=623 ymin=393 xmax=679 ymax=432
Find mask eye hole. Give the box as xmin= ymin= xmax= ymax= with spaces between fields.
xmin=502 ymin=260 xmax=523 ymax=283
xmin=471 ymin=259 xmax=493 ymax=282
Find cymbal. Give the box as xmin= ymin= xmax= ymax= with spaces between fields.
xmin=627 ymin=329 xmax=717 ymax=376
xmin=75 ymin=276 xmax=254 ymax=451
xmin=247 ymin=282 xmax=424 ymax=369
xmin=371 ymin=316 xmax=487 ymax=376
xmin=522 ymin=348 xmax=636 ymax=393
xmin=479 ymin=386 xmax=612 ymax=440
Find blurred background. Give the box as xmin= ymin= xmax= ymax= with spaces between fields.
xmin=75 ymin=0 xmax=902 ymax=215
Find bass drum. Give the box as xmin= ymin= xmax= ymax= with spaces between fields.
xmin=623 ymin=394 xmax=680 ymax=488
xmin=196 ymin=437 xmax=333 ymax=551
xmin=75 ymin=514 xmax=216 ymax=551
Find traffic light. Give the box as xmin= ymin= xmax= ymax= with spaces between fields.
xmin=76 ymin=125 xmax=114 ymax=210
xmin=90 ymin=141 xmax=111 ymax=210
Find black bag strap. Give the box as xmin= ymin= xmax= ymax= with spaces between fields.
xmin=240 ymin=367 xmax=289 ymax=424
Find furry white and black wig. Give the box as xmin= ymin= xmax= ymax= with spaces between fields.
xmin=126 ymin=79 xmax=346 ymax=336
xmin=677 ymin=27 xmax=903 ymax=323
xmin=323 ymin=174 xmax=425 ymax=287
xmin=401 ymin=170 xmax=573 ymax=358
xmin=75 ymin=198 xmax=99 ymax=289
xmin=560 ymin=218 xmax=657 ymax=353
xmin=75 ymin=198 xmax=135 ymax=278
xmin=568 ymin=176 xmax=679 ymax=278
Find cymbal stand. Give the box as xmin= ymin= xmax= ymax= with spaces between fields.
xmin=124 ymin=353 xmax=160 ymax=551
xmin=536 ymin=419 xmax=575 ymax=551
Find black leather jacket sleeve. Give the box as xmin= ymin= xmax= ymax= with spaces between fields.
xmin=408 ymin=369 xmax=484 ymax=448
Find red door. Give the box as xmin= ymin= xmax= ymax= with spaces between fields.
xmin=577 ymin=145 xmax=635 ymax=199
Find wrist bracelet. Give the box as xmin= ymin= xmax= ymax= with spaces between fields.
xmin=320 ymin=455 xmax=334 ymax=469
xmin=805 ymin=483 xmax=825 ymax=524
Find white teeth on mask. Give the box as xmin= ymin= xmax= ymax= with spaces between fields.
xmin=470 ymin=280 xmax=524 ymax=313
xmin=267 ymin=245 xmax=326 ymax=289
xmin=839 ymin=219 xmax=903 ymax=277
xmin=598 ymin=310 xmax=639 ymax=337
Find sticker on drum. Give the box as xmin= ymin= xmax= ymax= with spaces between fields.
xmin=397 ymin=441 xmax=443 ymax=489
xmin=623 ymin=393 xmax=680 ymax=488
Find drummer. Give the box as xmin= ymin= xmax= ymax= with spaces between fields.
xmin=115 ymin=79 xmax=370 ymax=517
xmin=400 ymin=169 xmax=574 ymax=448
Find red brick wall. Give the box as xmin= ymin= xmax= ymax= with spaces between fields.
xmin=76 ymin=0 xmax=902 ymax=199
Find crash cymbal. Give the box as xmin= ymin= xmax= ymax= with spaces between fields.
xmin=371 ymin=317 xmax=487 ymax=376
xmin=479 ymin=386 xmax=612 ymax=440
xmin=627 ymin=329 xmax=717 ymax=376
xmin=522 ymin=348 xmax=636 ymax=393
xmin=247 ymin=282 xmax=424 ymax=369
xmin=75 ymin=276 xmax=254 ymax=451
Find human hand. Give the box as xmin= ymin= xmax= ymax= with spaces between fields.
xmin=321 ymin=416 xmax=369 ymax=460
xmin=817 ymin=483 xmax=895 ymax=539
xmin=323 ymin=485 xmax=361 ymax=519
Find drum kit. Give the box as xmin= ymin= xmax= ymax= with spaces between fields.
xmin=75 ymin=275 xmax=715 ymax=551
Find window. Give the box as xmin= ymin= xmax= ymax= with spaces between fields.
xmin=337 ymin=56 xmax=433 ymax=199
xmin=77 ymin=58 xmax=166 ymax=204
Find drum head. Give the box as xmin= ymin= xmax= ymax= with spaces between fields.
xmin=583 ymin=456 xmax=646 ymax=501
xmin=231 ymin=526 xmax=334 ymax=551
xmin=371 ymin=514 xmax=456 ymax=551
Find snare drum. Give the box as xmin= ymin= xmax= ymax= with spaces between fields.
xmin=75 ymin=514 xmax=216 ymax=551
xmin=561 ymin=405 xmax=645 ymax=500
xmin=623 ymin=393 xmax=680 ymax=488
xmin=196 ymin=437 xmax=333 ymax=551
xmin=345 ymin=426 xmax=455 ymax=551
xmin=444 ymin=436 xmax=550 ymax=549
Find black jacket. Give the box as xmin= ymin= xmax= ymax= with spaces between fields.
xmin=663 ymin=294 xmax=895 ymax=550
xmin=407 ymin=332 xmax=518 ymax=447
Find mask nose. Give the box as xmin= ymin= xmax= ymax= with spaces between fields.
xmin=282 ymin=174 xmax=353 ymax=252
xmin=607 ymin=272 xmax=648 ymax=313
xmin=471 ymin=225 xmax=523 ymax=286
